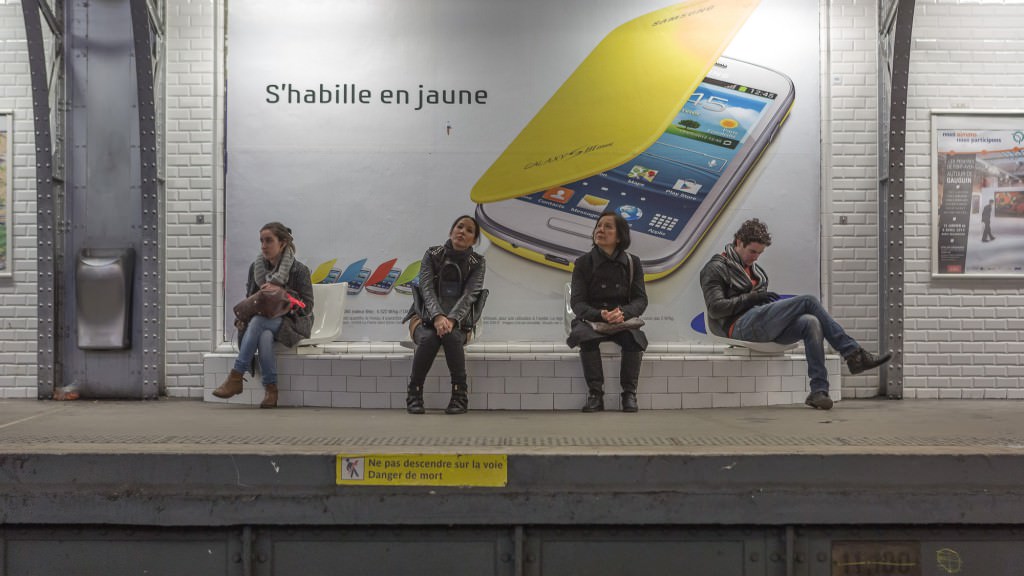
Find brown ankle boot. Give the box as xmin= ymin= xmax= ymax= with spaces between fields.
xmin=260 ymin=384 xmax=278 ymax=409
xmin=212 ymin=370 xmax=245 ymax=398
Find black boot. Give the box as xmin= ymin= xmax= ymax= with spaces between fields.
xmin=580 ymin=347 xmax=604 ymax=412
xmin=445 ymin=383 xmax=468 ymax=414
xmin=805 ymin=390 xmax=834 ymax=410
xmin=845 ymin=347 xmax=893 ymax=375
xmin=619 ymin=350 xmax=642 ymax=412
xmin=406 ymin=383 xmax=425 ymax=414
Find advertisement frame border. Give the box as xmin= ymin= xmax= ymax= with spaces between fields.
xmin=931 ymin=109 xmax=1024 ymax=279
xmin=0 ymin=110 xmax=11 ymax=278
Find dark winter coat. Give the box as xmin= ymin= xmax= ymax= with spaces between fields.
xmin=566 ymin=246 xmax=648 ymax=350
xmin=243 ymin=259 xmax=314 ymax=348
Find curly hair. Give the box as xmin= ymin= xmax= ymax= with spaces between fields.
xmin=733 ymin=218 xmax=772 ymax=247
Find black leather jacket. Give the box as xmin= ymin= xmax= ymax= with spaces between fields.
xmin=699 ymin=253 xmax=769 ymax=337
xmin=402 ymin=244 xmax=486 ymax=330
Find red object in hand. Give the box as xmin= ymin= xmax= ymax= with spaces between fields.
xmin=287 ymin=293 xmax=306 ymax=309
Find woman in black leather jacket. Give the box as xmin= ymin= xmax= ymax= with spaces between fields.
xmin=403 ymin=215 xmax=487 ymax=414
xmin=566 ymin=211 xmax=648 ymax=412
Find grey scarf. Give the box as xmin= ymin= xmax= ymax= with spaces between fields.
xmin=723 ymin=243 xmax=768 ymax=288
xmin=253 ymin=246 xmax=295 ymax=286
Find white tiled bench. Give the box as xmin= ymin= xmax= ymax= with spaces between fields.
xmin=202 ymin=341 xmax=841 ymax=410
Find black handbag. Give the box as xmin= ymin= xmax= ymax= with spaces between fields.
xmin=587 ymin=316 xmax=645 ymax=335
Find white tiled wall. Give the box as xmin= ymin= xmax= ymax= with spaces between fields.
xmin=900 ymin=1 xmax=1024 ymax=398
xmin=827 ymin=0 xmax=1024 ymax=398
xmin=827 ymin=0 xmax=884 ymax=397
xmin=1 ymin=0 xmax=1021 ymax=400
xmin=0 ymin=2 xmax=39 ymax=398
xmin=163 ymin=0 xmax=219 ymax=398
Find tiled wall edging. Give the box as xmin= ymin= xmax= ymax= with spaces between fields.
xmin=203 ymin=342 xmax=842 ymax=410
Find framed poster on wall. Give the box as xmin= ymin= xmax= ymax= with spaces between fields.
xmin=0 ymin=111 xmax=10 ymax=277
xmin=932 ymin=111 xmax=1024 ymax=277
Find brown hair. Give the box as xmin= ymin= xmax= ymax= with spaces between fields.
xmin=733 ymin=218 xmax=772 ymax=247
xmin=261 ymin=221 xmax=296 ymax=253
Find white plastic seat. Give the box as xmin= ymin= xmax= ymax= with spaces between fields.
xmin=563 ymin=282 xmax=575 ymax=337
xmin=703 ymin=310 xmax=797 ymax=355
xmin=296 ymin=282 xmax=347 ymax=347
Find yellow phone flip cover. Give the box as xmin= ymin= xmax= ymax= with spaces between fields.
xmin=471 ymin=0 xmax=761 ymax=204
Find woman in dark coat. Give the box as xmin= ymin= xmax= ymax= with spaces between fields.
xmin=213 ymin=222 xmax=314 ymax=408
xmin=403 ymin=215 xmax=487 ymax=415
xmin=567 ymin=211 xmax=648 ymax=412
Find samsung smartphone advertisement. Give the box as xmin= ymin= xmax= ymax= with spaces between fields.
xmin=225 ymin=0 xmax=821 ymax=342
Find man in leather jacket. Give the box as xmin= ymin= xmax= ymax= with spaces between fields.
xmin=700 ymin=219 xmax=891 ymax=410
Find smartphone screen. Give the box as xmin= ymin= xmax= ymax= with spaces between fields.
xmin=518 ymin=75 xmax=779 ymax=240
xmin=366 ymin=268 xmax=402 ymax=295
xmin=477 ymin=58 xmax=794 ymax=279
xmin=346 ymin=268 xmax=371 ymax=295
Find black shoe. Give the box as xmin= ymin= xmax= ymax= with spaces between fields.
xmin=582 ymin=393 xmax=604 ymax=413
xmin=621 ymin=392 xmax=638 ymax=413
xmin=845 ymin=347 xmax=893 ymax=375
xmin=445 ymin=385 xmax=468 ymax=414
xmin=805 ymin=390 xmax=834 ymax=410
xmin=406 ymin=385 xmax=425 ymax=414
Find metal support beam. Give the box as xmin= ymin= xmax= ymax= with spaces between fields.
xmin=37 ymin=0 xmax=63 ymax=40
xmin=878 ymin=0 xmax=915 ymax=399
xmin=145 ymin=0 xmax=165 ymax=39
xmin=130 ymin=0 xmax=163 ymax=399
xmin=22 ymin=0 xmax=60 ymax=399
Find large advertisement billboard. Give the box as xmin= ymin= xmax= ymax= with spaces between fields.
xmin=225 ymin=0 xmax=821 ymax=342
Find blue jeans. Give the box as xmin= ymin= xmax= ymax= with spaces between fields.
xmin=731 ymin=294 xmax=859 ymax=393
xmin=235 ymin=315 xmax=283 ymax=386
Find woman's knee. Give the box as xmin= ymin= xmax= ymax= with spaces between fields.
xmin=441 ymin=330 xmax=467 ymax=346
xmin=249 ymin=314 xmax=272 ymax=331
xmin=413 ymin=324 xmax=441 ymax=346
xmin=258 ymin=329 xmax=276 ymax=349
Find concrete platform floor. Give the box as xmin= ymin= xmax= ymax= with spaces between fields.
xmin=5 ymin=397 xmax=1024 ymax=528
xmin=3 ymin=397 xmax=1023 ymax=456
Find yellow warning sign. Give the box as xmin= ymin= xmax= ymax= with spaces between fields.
xmin=336 ymin=454 xmax=508 ymax=487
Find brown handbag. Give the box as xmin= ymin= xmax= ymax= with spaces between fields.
xmin=233 ymin=284 xmax=293 ymax=323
